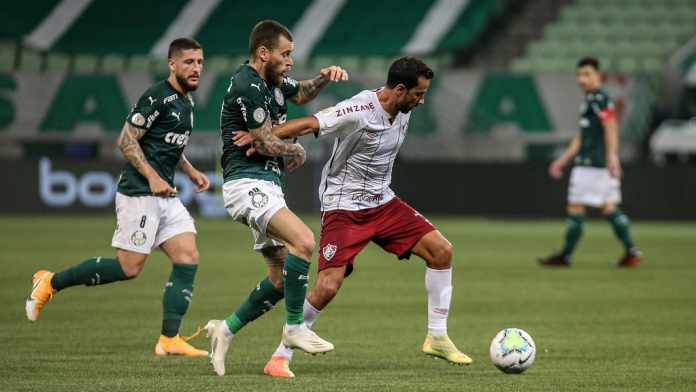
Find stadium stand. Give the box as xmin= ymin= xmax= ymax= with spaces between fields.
xmin=512 ymin=0 xmax=696 ymax=74
xmin=1 ymin=0 xmax=504 ymax=73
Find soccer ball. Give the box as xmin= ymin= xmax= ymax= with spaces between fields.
xmin=489 ymin=328 xmax=536 ymax=374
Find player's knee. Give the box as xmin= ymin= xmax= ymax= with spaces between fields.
xmin=294 ymin=235 xmax=316 ymax=261
xmin=176 ymin=248 xmax=200 ymax=265
xmin=188 ymin=249 xmax=200 ymax=264
xmin=268 ymin=272 xmax=284 ymax=290
xmin=601 ymin=205 xmax=616 ymax=216
xmin=567 ymin=204 xmax=585 ymax=215
xmin=119 ymin=258 xmax=145 ymax=278
xmin=431 ymin=242 xmax=453 ymax=268
xmin=115 ymin=250 xmax=146 ymax=278
xmin=317 ymin=276 xmax=341 ymax=299
xmin=440 ymin=242 xmax=454 ymax=263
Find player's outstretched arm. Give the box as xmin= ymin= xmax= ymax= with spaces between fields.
xmin=117 ymin=122 xmax=176 ymax=197
xmin=290 ymin=66 xmax=349 ymax=105
xmin=178 ymin=153 xmax=210 ymax=192
xmin=274 ymin=116 xmax=320 ymax=139
xmin=549 ymin=134 xmax=581 ymax=180
xmin=233 ymin=116 xmax=319 ymax=150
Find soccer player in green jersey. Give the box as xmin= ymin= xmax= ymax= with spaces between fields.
xmin=539 ymin=57 xmax=641 ymax=267
xmin=26 ymin=38 xmax=211 ymax=356
xmin=202 ymin=20 xmax=349 ymax=376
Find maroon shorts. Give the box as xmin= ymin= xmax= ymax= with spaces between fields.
xmin=318 ymin=197 xmax=436 ymax=277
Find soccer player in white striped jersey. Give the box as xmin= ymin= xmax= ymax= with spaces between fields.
xmin=235 ymin=57 xmax=472 ymax=378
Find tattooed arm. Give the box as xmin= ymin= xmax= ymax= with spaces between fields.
xmin=117 ymin=122 xmax=176 ymax=196
xmin=249 ymin=118 xmax=306 ymax=172
xmin=290 ymin=65 xmax=349 ymax=105
xmin=249 ymin=118 xmax=305 ymax=158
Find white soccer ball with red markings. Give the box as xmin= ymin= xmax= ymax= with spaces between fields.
xmin=489 ymin=328 xmax=536 ymax=374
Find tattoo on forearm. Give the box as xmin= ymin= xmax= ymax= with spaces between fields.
xmin=296 ymin=75 xmax=329 ymax=103
xmin=251 ymin=120 xmax=304 ymax=158
xmin=117 ymin=123 xmax=148 ymax=173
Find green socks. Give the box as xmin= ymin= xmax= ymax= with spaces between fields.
xmin=607 ymin=209 xmax=636 ymax=251
xmin=223 ymin=253 xmax=311 ymax=334
xmin=225 ymin=277 xmax=284 ymax=334
xmin=562 ymin=214 xmax=585 ymax=258
xmin=283 ymin=254 xmax=310 ymax=325
xmin=51 ymin=257 xmax=129 ymax=291
xmin=162 ymin=264 xmax=198 ymax=337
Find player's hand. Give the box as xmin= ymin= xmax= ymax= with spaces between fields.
xmin=548 ymin=159 xmax=565 ymax=180
xmin=287 ymin=143 xmax=306 ymax=173
xmin=233 ymin=131 xmax=259 ymax=156
xmin=149 ymin=176 xmax=177 ymax=197
xmin=188 ymin=169 xmax=210 ymax=193
xmin=607 ymin=154 xmax=622 ymax=178
xmin=233 ymin=131 xmax=254 ymax=147
xmin=320 ymin=65 xmax=349 ymax=82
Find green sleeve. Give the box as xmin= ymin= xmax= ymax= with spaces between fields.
xmin=281 ymin=76 xmax=300 ymax=98
xmin=590 ymin=92 xmax=615 ymax=120
xmin=126 ymin=92 xmax=163 ymax=130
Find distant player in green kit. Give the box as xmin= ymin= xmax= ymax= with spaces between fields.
xmin=26 ymin=38 xmax=211 ymax=356
xmin=202 ymin=20 xmax=349 ymax=376
xmin=538 ymin=57 xmax=642 ymax=267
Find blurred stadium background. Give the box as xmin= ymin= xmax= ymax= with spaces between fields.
xmin=1 ymin=1 xmax=696 ymax=391
xmin=1 ymin=0 xmax=694 ymax=218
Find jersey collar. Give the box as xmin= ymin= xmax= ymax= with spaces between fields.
xmin=372 ymin=88 xmax=398 ymax=123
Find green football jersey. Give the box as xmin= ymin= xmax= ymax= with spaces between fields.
xmin=117 ymin=80 xmax=195 ymax=196
xmin=574 ymin=89 xmax=615 ymax=168
xmin=220 ymin=63 xmax=300 ymax=187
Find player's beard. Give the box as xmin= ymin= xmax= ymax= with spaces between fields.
xmin=399 ymin=100 xmax=417 ymax=114
xmin=176 ymin=73 xmax=199 ymax=92
xmin=265 ymin=58 xmax=286 ymax=85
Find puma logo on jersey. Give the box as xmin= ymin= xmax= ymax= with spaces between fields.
xmin=148 ymin=96 xmax=157 ymax=105
xmin=250 ymin=83 xmax=261 ymax=91
xmin=164 ymin=130 xmax=190 ymax=147
xmin=171 ymin=111 xmax=181 ymax=121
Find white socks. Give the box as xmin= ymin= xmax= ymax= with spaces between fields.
xmin=221 ymin=319 xmax=234 ymax=338
xmin=274 ymin=299 xmax=322 ymax=359
xmin=425 ymin=267 xmax=452 ymax=337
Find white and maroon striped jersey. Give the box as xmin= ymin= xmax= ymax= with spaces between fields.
xmin=313 ymin=89 xmax=410 ymax=212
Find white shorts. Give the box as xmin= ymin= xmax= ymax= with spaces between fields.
xmin=222 ymin=178 xmax=286 ymax=251
xmin=568 ymin=166 xmax=622 ymax=208
xmin=111 ymin=193 xmax=196 ymax=254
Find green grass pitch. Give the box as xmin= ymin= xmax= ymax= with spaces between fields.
xmin=1 ymin=215 xmax=695 ymax=391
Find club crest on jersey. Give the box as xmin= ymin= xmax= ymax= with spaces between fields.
xmin=131 ymin=113 xmax=146 ymax=127
xmin=274 ymin=87 xmax=284 ymax=106
xmin=131 ymin=230 xmax=147 ymax=246
xmin=248 ymin=187 xmax=268 ymax=208
xmin=253 ymin=107 xmax=266 ymax=124
xmin=322 ymin=243 xmax=337 ymax=261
